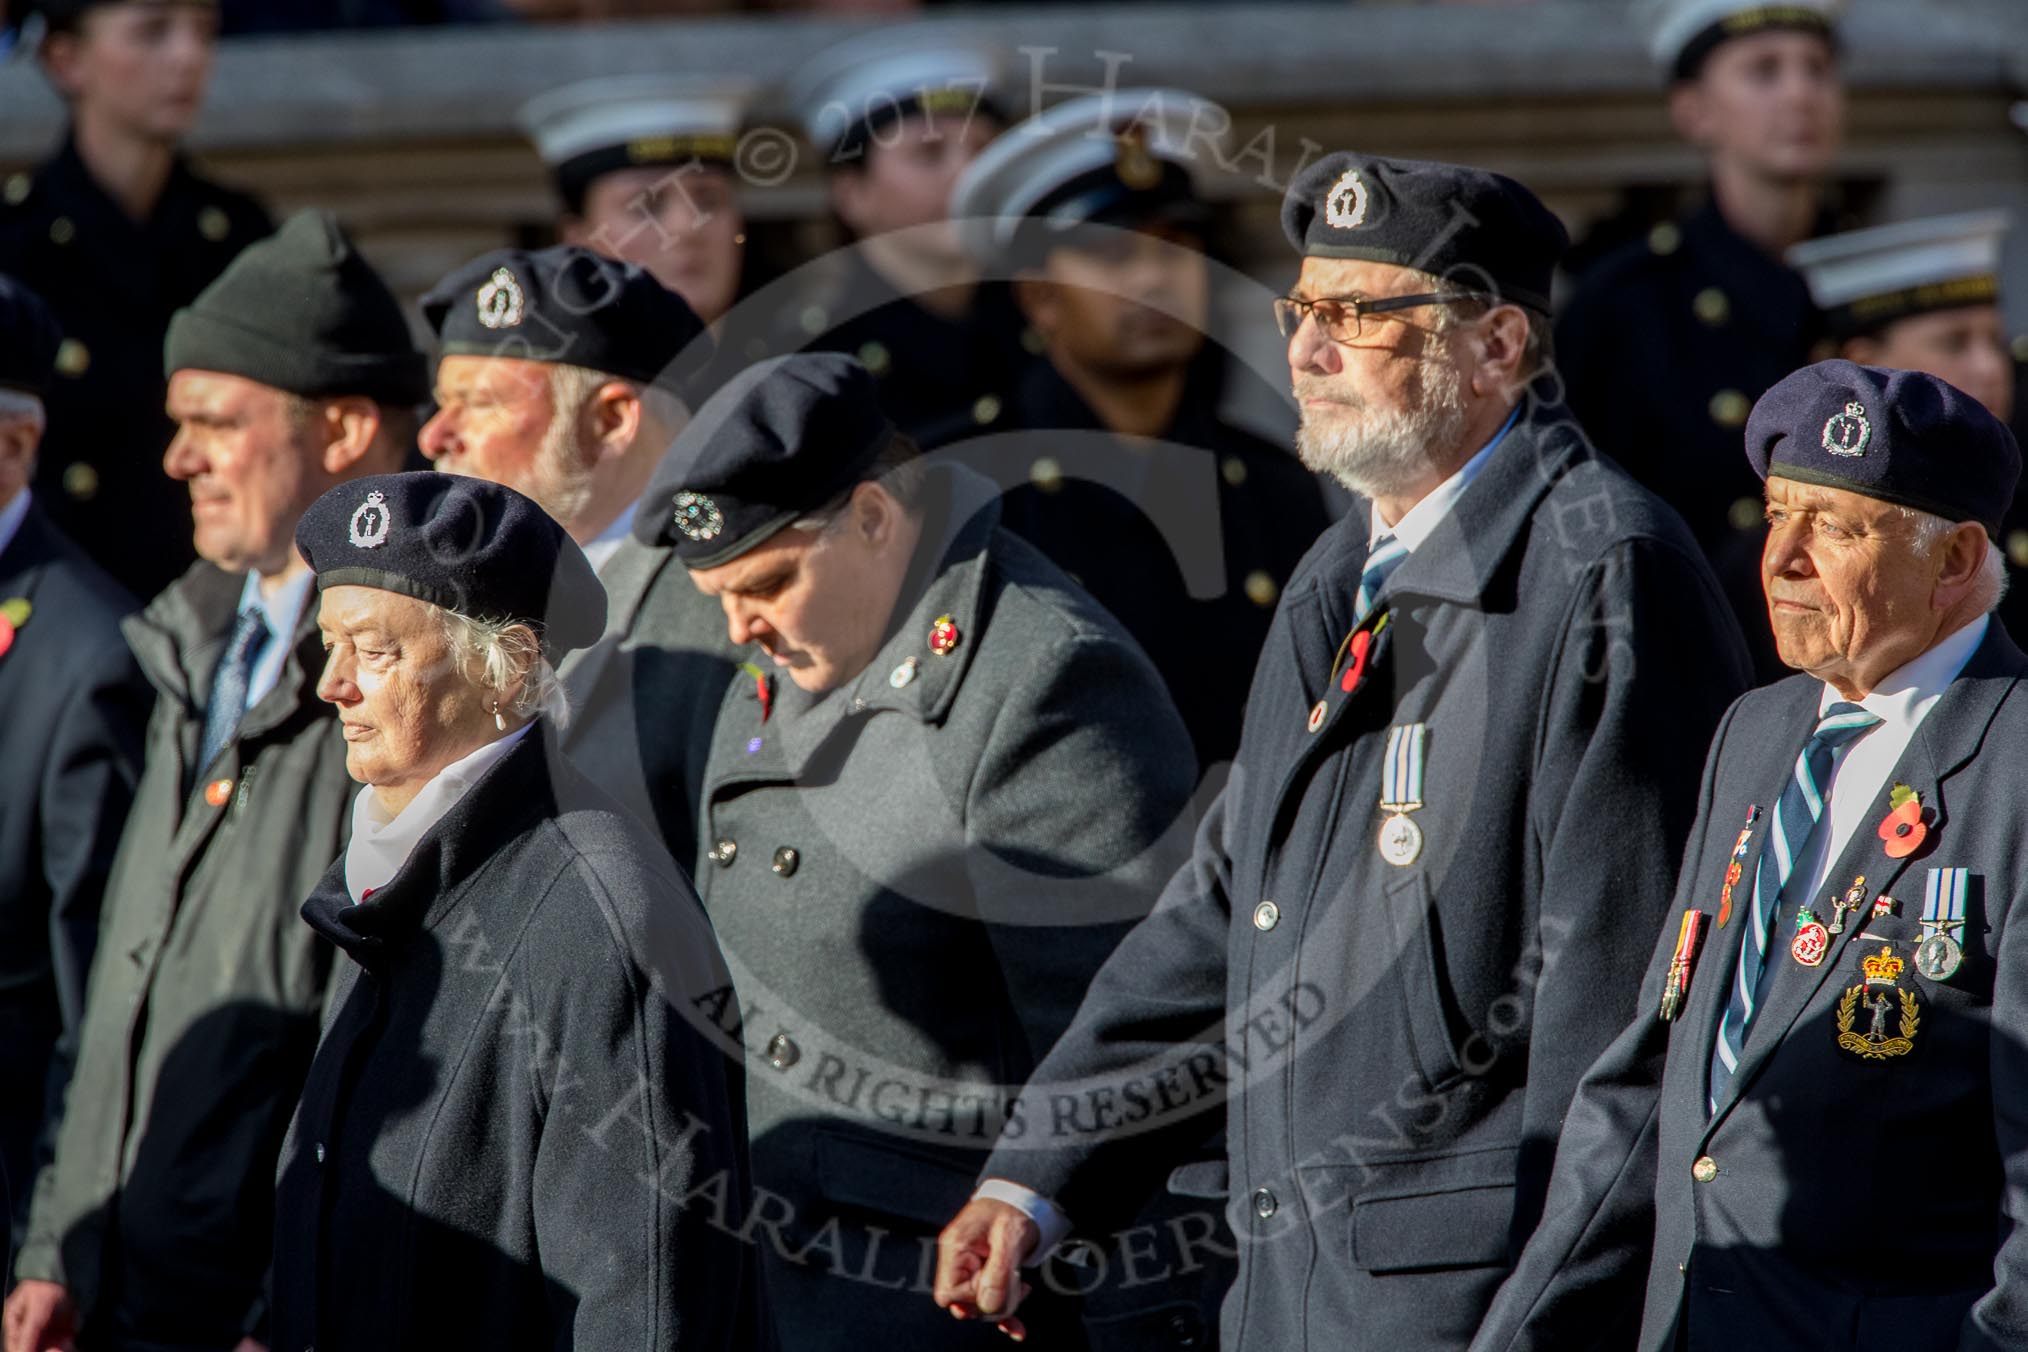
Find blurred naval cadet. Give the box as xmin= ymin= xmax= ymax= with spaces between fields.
xmin=0 ymin=0 xmax=271 ymax=601
xmin=639 ymin=352 xmax=1199 ymax=1349
xmin=945 ymin=87 xmax=1330 ymax=776
xmin=4 ymin=209 xmax=425 ymax=1352
xmin=418 ymin=243 xmax=737 ymax=868
xmin=272 ymin=473 xmax=761 ymax=1352
xmin=518 ymin=75 xmax=756 ymax=331
xmin=783 ymin=33 xmax=1035 ymax=441
xmin=1471 ymin=362 xmax=2028 ymax=1352
xmin=933 ymin=152 xmax=1753 ymax=1352
xmin=0 ymin=276 xmax=148 ymax=1242
xmin=1559 ymin=0 xmax=1845 ymax=558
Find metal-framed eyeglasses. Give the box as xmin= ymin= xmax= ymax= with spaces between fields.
xmin=1271 ymin=292 xmax=1481 ymax=342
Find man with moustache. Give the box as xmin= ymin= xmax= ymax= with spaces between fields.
xmin=933 ymin=152 xmax=1750 ymax=1351
xmin=1470 ymin=363 xmax=2028 ymax=1351
xmin=417 ymin=244 xmax=736 ymax=866
xmin=4 ymin=210 xmax=424 ymax=1352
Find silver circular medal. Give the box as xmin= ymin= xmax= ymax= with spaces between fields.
xmin=1378 ymin=813 xmax=1423 ymax=867
xmin=1915 ymin=931 xmax=1963 ymax=982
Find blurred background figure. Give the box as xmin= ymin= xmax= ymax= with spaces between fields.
xmin=947 ymin=87 xmax=1327 ymax=778
xmin=1560 ymin=0 xmax=1846 ymax=560
xmin=4 ymin=210 xmax=423 ymax=1352
xmin=0 ymin=0 xmax=269 ymax=600
xmin=417 ymin=244 xmax=737 ymax=868
xmin=0 ymin=275 xmax=147 ymax=1259
xmin=783 ymin=33 xmax=1035 ymax=441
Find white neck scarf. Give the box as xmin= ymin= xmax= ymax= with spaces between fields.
xmin=343 ymin=723 xmax=532 ymax=904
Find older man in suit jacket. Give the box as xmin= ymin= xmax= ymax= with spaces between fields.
xmin=1470 ymin=361 xmax=2028 ymax=1352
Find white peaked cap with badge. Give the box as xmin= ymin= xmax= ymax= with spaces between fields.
xmin=517 ymin=74 xmax=755 ymax=167
xmin=1787 ymin=211 xmax=2010 ymax=313
xmin=1633 ymin=0 xmax=1847 ymax=72
xmin=790 ymin=29 xmax=1006 ymax=155
xmin=948 ymin=88 xmax=1225 ymax=267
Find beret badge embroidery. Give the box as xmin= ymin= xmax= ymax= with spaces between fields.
xmin=1822 ymin=401 xmax=1872 ymax=458
xmin=348 ymin=490 xmax=391 ymax=549
xmin=477 ymin=267 xmax=526 ymax=330
xmin=671 ymin=491 xmax=725 ymax=542
xmin=1325 ymin=169 xmax=1370 ymax=230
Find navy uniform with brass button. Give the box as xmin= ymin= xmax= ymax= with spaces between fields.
xmin=949 ymin=153 xmax=1749 ymax=1352
xmin=0 ymin=0 xmax=272 ymax=600
xmin=0 ymin=276 xmax=149 ymax=1238
xmin=1472 ymin=363 xmax=2028 ymax=1352
xmin=779 ymin=36 xmax=1036 ymax=442
xmin=647 ymin=354 xmax=1199 ymax=1349
xmin=942 ymin=88 xmax=1330 ymax=775
xmin=1559 ymin=0 xmax=1845 ymax=560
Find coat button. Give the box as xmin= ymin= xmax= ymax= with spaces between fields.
xmin=53 ymin=338 xmax=89 ymax=378
xmin=1244 ymin=570 xmax=1279 ymax=608
xmin=1251 ymin=1187 xmax=1277 ymax=1219
xmin=708 ymin=838 xmax=738 ymax=867
xmin=314 ymin=1142 xmax=326 ymax=1164
xmin=62 ymin=462 xmax=99 ymax=500
xmin=1692 ymin=1155 xmax=1718 ymax=1183
xmin=764 ymin=1032 xmax=800 ymax=1070
xmin=1253 ymin=900 xmax=1280 ymax=932
xmin=49 ymin=215 xmax=75 ymax=245
xmin=771 ymin=846 xmax=800 ymax=877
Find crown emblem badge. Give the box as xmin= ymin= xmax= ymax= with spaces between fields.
xmin=1837 ymin=943 xmax=1919 ymax=1060
xmin=1822 ymin=401 xmax=1872 ymax=458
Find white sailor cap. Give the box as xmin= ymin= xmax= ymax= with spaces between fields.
xmin=518 ymin=75 xmax=754 ymax=210
xmin=790 ymin=31 xmax=1007 ymax=161
xmin=1633 ymin=0 xmax=1846 ymax=77
xmin=950 ymin=89 xmax=1222 ymax=269
xmin=1787 ymin=210 xmax=2011 ymax=337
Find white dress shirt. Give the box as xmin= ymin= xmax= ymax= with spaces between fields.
xmin=0 ymin=488 xmax=30 ymax=560
xmin=582 ymin=496 xmax=643 ymax=575
xmin=1789 ymin=614 xmax=1987 ymax=908
xmin=343 ymin=722 xmax=532 ymax=903
xmin=975 ymin=403 xmax=1527 ymax=1260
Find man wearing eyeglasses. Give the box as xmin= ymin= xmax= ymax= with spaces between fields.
xmin=934 ymin=152 xmax=1749 ymax=1351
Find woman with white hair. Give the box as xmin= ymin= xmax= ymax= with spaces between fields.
xmin=267 ymin=472 xmax=761 ymax=1351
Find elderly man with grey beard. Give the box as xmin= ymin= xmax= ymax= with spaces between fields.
xmin=934 ymin=152 xmax=1751 ymax=1352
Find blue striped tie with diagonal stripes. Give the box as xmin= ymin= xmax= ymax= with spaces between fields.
xmin=1355 ymin=533 xmax=1407 ymax=625
xmin=1707 ymin=700 xmax=1881 ymax=1111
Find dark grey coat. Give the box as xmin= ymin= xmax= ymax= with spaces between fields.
xmin=0 ymin=502 xmax=147 ymax=1233
xmin=693 ymin=472 xmax=1203 ymax=1349
xmin=979 ymin=400 xmax=1752 ymax=1351
xmin=14 ymin=562 xmax=348 ymax=1346
xmin=272 ymin=727 xmax=763 ymax=1351
xmin=1471 ymin=622 xmax=2028 ymax=1352
xmin=559 ymin=534 xmax=740 ymax=870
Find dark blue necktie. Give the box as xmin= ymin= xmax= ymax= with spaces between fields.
xmin=198 ymin=606 xmax=271 ymax=775
xmin=1708 ymin=701 xmax=1881 ymax=1110
xmin=1355 ymin=533 xmax=1407 ymax=625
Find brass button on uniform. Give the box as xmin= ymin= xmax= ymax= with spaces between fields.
xmin=708 ymin=838 xmax=738 ymax=868
xmin=1030 ymin=457 xmax=1064 ymax=493
xmin=1221 ymin=455 xmax=1248 ymax=488
xmin=764 ymin=1032 xmax=800 ymax=1070
xmin=49 ymin=216 xmax=75 ymax=246
xmin=198 ymin=205 xmax=232 ymax=241
xmin=1727 ymin=497 xmax=1763 ymax=533
xmin=856 ymin=340 xmax=891 ymax=375
xmin=1252 ymin=900 xmax=1280 ymax=932
xmin=54 ymin=338 xmax=90 ymax=378
xmin=1692 ymin=287 xmax=1730 ymax=327
xmin=1647 ymin=221 xmax=1682 ymax=255
xmin=1708 ymin=389 xmax=1750 ymax=428
xmin=1251 ymin=1187 xmax=1277 ymax=1219
xmin=1692 ymin=1155 xmax=1718 ymax=1183
xmin=3 ymin=173 xmax=29 ymax=206
xmin=2007 ymin=529 xmax=2028 ymax=570
xmin=63 ymin=462 xmax=99 ymax=501
xmin=971 ymin=394 xmax=1002 ymax=425
xmin=771 ymin=846 xmax=800 ymax=877
xmin=1244 ymin=570 xmax=1279 ymax=608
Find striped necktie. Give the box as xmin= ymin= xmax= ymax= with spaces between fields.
xmin=1708 ymin=700 xmax=1881 ymax=1110
xmin=198 ymin=606 xmax=272 ymax=776
xmin=1355 ymin=533 xmax=1407 ymax=625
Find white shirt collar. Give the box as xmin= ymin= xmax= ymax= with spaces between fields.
xmin=0 ymin=489 xmax=30 ymax=561
xmin=1369 ymin=404 xmax=1522 ymax=554
xmin=1817 ymin=614 xmax=1989 ymax=726
xmin=343 ymin=722 xmax=532 ymax=904
xmin=581 ymin=497 xmax=643 ymax=575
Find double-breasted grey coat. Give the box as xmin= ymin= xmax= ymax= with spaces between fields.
xmin=692 ymin=469 xmax=1204 ymax=1348
xmin=978 ymin=399 xmax=1752 ymax=1351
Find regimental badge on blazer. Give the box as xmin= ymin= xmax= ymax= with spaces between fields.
xmin=1836 ymin=943 xmax=1921 ymax=1061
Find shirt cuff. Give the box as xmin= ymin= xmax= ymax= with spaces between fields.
xmin=973 ymin=1178 xmax=1074 ymax=1263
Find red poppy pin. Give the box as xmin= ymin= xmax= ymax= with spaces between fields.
xmin=0 ymin=597 xmax=30 ymax=660
xmin=1877 ymin=783 xmax=1928 ymax=859
xmin=739 ymin=662 xmax=773 ymax=723
xmin=1340 ymin=629 xmax=1372 ymax=692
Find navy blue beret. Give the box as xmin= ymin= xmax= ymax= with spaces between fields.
xmin=420 ymin=245 xmax=712 ymax=395
xmin=1745 ymin=360 xmax=2022 ymax=536
xmin=0 ymin=274 xmax=60 ymax=398
xmin=297 ymin=472 xmax=606 ymax=656
xmin=634 ymin=353 xmax=896 ymax=568
xmin=1281 ymin=152 xmax=1568 ymax=314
